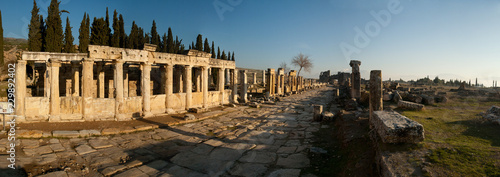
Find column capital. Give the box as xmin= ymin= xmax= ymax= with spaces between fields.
xmin=184 ymin=65 xmax=193 ymax=69
xmin=113 ymin=59 xmax=125 ymax=64
xmin=17 ymin=60 xmax=27 ymax=65
xmin=48 ymin=58 xmax=61 ymax=67
xmin=83 ymin=58 xmax=94 ymax=63
xmin=349 ymin=60 xmax=361 ymax=67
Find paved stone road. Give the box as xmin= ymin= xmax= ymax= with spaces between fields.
xmin=0 ymin=86 xmax=332 ymax=177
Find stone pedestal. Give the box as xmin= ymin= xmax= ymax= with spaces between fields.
xmin=239 ymin=70 xmax=248 ymax=103
xmin=349 ymin=60 xmax=361 ymax=99
xmin=369 ymin=70 xmax=382 ymax=122
xmin=313 ymin=105 xmax=323 ymax=122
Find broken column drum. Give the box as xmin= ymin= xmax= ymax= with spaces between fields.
xmin=369 ymin=70 xmax=383 ymax=122
xmin=349 ymin=60 xmax=361 ymax=99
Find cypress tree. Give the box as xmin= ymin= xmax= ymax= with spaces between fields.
xmin=217 ymin=47 xmax=220 ymax=59
xmin=45 ymin=0 xmax=64 ymax=52
xmin=0 ymin=10 xmax=3 ymax=65
xmin=63 ymin=17 xmax=74 ymax=53
xmin=227 ymin=51 xmax=231 ymax=61
xmin=161 ymin=33 xmax=167 ymax=52
xmin=28 ymin=0 xmax=43 ymax=52
xmin=105 ymin=7 xmax=111 ymax=46
xmin=111 ymin=10 xmax=119 ymax=47
xmin=137 ymin=27 xmax=145 ymax=48
xmin=128 ymin=21 xmax=138 ymax=49
xmin=167 ymin=27 xmax=174 ymax=53
xmin=150 ymin=20 xmax=159 ymax=50
xmin=90 ymin=17 xmax=109 ymax=45
xmin=221 ymin=50 xmax=226 ymax=60
xmin=211 ymin=41 xmax=215 ymax=58
xmin=174 ymin=36 xmax=181 ymax=54
xmin=204 ymin=38 xmax=210 ymax=53
xmin=118 ymin=14 xmax=126 ymax=48
xmin=195 ymin=34 xmax=203 ymax=51
xmin=191 ymin=41 xmax=195 ymax=50
xmin=78 ymin=12 xmax=90 ymax=53
xmin=231 ymin=51 xmax=235 ymax=61
xmin=40 ymin=15 xmax=46 ymax=51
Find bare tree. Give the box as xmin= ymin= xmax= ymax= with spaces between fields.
xmin=291 ymin=53 xmax=312 ymax=76
xmin=279 ymin=61 xmax=290 ymax=74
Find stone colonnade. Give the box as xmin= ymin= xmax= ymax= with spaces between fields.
xmin=15 ymin=44 xmax=237 ymax=122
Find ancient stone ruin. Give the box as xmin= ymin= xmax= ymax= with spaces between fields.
xmin=371 ymin=111 xmax=424 ymax=144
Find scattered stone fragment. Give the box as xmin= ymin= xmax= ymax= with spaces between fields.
xmin=371 ymin=111 xmax=424 ymax=143
xmin=397 ymin=100 xmax=425 ymax=111
xmin=184 ymin=114 xmax=196 ymax=121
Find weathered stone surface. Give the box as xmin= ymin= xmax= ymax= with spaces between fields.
xmin=49 ymin=143 xmax=66 ymax=152
xmin=75 ymin=144 xmax=96 ymax=155
xmin=135 ymin=125 xmax=154 ymax=131
xmin=420 ymin=94 xmax=435 ymax=105
xmin=393 ymin=91 xmax=402 ymax=103
xmin=160 ymin=165 xmax=208 ymax=177
xmin=249 ymin=102 xmax=261 ymax=108
xmin=407 ymin=94 xmax=422 ymax=104
xmin=37 ymin=171 xmax=68 ymax=177
xmin=370 ymin=70 xmax=383 ymax=121
xmin=229 ymin=162 xmax=268 ymax=177
xmin=52 ymin=130 xmax=80 ymax=138
xmin=321 ymin=111 xmax=334 ymax=121
xmin=137 ymin=160 xmax=169 ymax=175
xmin=79 ymin=130 xmax=101 ymax=137
xmin=100 ymin=165 xmax=127 ymax=176
xmin=17 ymin=130 xmax=43 ymax=138
xmin=114 ymin=168 xmax=148 ymax=177
xmin=371 ymin=111 xmax=424 ymax=143
xmin=239 ymin=150 xmax=276 ymax=163
xmin=89 ymin=139 xmax=113 ymax=149
xmin=184 ymin=114 xmax=196 ymax=121
xmin=435 ymin=95 xmax=448 ymax=103
xmin=276 ymin=153 xmax=310 ymax=168
xmin=23 ymin=145 xmax=53 ymax=156
xmin=21 ymin=139 xmax=39 ymax=149
xmin=397 ymin=100 xmax=425 ymax=111
xmin=101 ymin=128 xmax=120 ymax=135
xmin=268 ymin=169 xmax=301 ymax=177
xmin=482 ymin=105 xmax=500 ymax=124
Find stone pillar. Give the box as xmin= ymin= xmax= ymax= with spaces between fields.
xmin=262 ymin=70 xmax=266 ymax=85
xmin=185 ymin=65 xmax=192 ymax=110
xmin=253 ymin=73 xmax=257 ymax=85
xmin=142 ymin=63 xmax=152 ymax=117
xmin=369 ymin=70 xmax=383 ymax=122
xmin=208 ymin=68 xmax=213 ymax=90
xmin=165 ymin=64 xmax=173 ymax=111
xmin=44 ymin=66 xmax=50 ymax=98
xmin=239 ymin=70 xmax=248 ymax=103
xmin=225 ymin=69 xmax=230 ymax=86
xmin=15 ymin=60 xmax=27 ymax=121
xmin=114 ymin=60 xmax=124 ymax=119
xmin=82 ymin=58 xmax=93 ymax=119
xmin=266 ymin=68 xmax=275 ymax=96
xmin=71 ymin=62 xmax=80 ymax=97
xmin=231 ymin=69 xmax=238 ymax=103
xmin=277 ymin=68 xmax=285 ymax=95
xmin=202 ymin=66 xmax=209 ymax=108
xmin=218 ymin=68 xmax=225 ymax=105
xmin=48 ymin=59 xmax=61 ymax=121
xmin=195 ymin=68 xmax=201 ymax=92
xmin=349 ymin=60 xmax=361 ymax=99
xmin=123 ymin=64 xmax=129 ymax=98
xmin=97 ymin=62 xmax=105 ymax=98
xmin=313 ymin=105 xmax=323 ymax=122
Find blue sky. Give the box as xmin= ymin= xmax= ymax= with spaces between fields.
xmin=1 ymin=0 xmax=500 ymax=86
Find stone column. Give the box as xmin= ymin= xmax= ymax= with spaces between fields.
xmin=202 ymin=66 xmax=209 ymax=108
xmin=123 ymin=64 xmax=129 ymax=98
xmin=141 ymin=62 xmax=152 ymax=117
xmin=253 ymin=73 xmax=257 ymax=85
xmin=349 ymin=60 xmax=361 ymax=99
xmin=218 ymin=68 xmax=225 ymax=105
xmin=369 ymin=70 xmax=383 ymax=122
xmin=239 ymin=70 xmax=248 ymax=103
xmin=48 ymin=59 xmax=61 ymax=121
xmin=71 ymin=62 xmax=80 ymax=97
xmin=165 ymin=64 xmax=173 ymax=112
xmin=195 ymin=68 xmax=201 ymax=92
xmin=14 ymin=60 xmax=27 ymax=121
xmin=262 ymin=70 xmax=266 ymax=86
xmin=44 ymin=66 xmax=50 ymax=98
xmin=231 ymin=69 xmax=238 ymax=103
xmin=114 ymin=60 xmax=124 ymax=120
xmin=225 ymin=69 xmax=230 ymax=86
xmin=266 ymin=68 xmax=275 ymax=96
xmin=97 ymin=62 xmax=105 ymax=98
xmin=185 ymin=65 xmax=192 ymax=110
xmin=82 ymin=58 xmax=93 ymax=120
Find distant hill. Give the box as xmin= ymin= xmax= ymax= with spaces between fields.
xmin=3 ymin=37 xmax=28 ymax=51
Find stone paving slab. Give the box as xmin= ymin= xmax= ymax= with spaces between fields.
xmin=89 ymin=139 xmax=113 ymax=149
xmin=52 ymin=130 xmax=80 ymax=138
xmin=74 ymin=144 xmax=96 ymax=155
